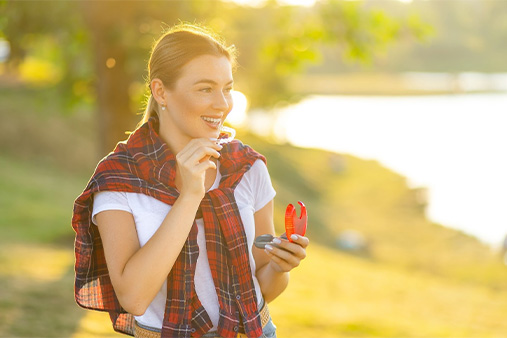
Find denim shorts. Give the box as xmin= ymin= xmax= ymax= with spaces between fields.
xmin=260 ymin=317 xmax=277 ymax=338
xmin=201 ymin=318 xmax=277 ymax=338
xmin=135 ymin=305 xmax=276 ymax=338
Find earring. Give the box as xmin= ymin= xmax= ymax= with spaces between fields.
xmin=161 ymin=103 xmax=166 ymax=111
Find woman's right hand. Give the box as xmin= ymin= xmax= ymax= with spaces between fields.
xmin=175 ymin=138 xmax=222 ymax=199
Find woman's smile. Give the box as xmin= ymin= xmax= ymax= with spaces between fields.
xmin=201 ymin=115 xmax=223 ymax=129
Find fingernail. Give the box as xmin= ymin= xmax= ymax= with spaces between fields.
xmin=291 ymin=234 xmax=298 ymax=241
xmin=272 ymin=238 xmax=281 ymax=245
xmin=265 ymin=244 xmax=274 ymax=251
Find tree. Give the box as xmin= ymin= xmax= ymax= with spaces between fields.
xmin=80 ymin=2 xmax=143 ymax=155
xmin=1 ymin=0 xmax=429 ymax=155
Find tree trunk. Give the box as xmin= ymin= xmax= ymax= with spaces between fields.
xmin=80 ymin=2 xmax=137 ymax=157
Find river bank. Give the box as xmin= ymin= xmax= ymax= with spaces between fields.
xmin=289 ymin=72 xmax=507 ymax=96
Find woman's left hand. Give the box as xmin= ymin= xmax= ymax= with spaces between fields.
xmin=264 ymin=234 xmax=309 ymax=273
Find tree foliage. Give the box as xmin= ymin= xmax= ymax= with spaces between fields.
xmin=1 ymin=0 xmax=429 ymax=154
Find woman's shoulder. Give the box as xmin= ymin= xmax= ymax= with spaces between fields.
xmin=248 ymin=159 xmax=270 ymax=178
xmin=94 ymin=191 xmax=165 ymax=205
xmin=93 ymin=191 xmax=169 ymax=216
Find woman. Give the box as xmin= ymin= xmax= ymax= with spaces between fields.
xmin=72 ymin=24 xmax=309 ymax=338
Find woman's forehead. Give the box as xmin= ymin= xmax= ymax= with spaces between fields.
xmin=177 ymin=54 xmax=233 ymax=85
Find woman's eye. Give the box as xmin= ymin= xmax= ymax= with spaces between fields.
xmin=224 ymin=87 xmax=233 ymax=93
xmin=199 ymin=88 xmax=212 ymax=93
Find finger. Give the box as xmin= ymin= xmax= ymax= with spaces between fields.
xmin=188 ymin=147 xmax=221 ymax=164
xmin=191 ymin=138 xmax=224 ymax=151
xmin=265 ymin=244 xmax=301 ymax=268
xmin=272 ymin=238 xmax=306 ymax=260
xmin=194 ymin=159 xmax=217 ymax=173
xmin=264 ymin=249 xmax=292 ymax=272
xmin=179 ymin=145 xmax=221 ymax=166
xmin=289 ymin=234 xmax=310 ymax=248
xmin=178 ymin=142 xmax=221 ymax=163
xmin=177 ymin=139 xmax=222 ymax=162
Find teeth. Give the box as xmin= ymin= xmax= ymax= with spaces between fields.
xmin=202 ymin=116 xmax=221 ymax=124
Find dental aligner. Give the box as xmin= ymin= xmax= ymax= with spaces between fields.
xmin=216 ymin=126 xmax=236 ymax=145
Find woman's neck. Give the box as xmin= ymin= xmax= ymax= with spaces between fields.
xmin=158 ymin=119 xmax=189 ymax=155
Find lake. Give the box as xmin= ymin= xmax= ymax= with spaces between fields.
xmin=246 ymin=93 xmax=507 ymax=247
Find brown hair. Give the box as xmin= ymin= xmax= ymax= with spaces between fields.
xmin=140 ymin=23 xmax=237 ymax=126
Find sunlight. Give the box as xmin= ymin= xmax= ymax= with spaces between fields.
xmin=72 ymin=311 xmax=123 ymax=338
xmin=225 ymin=0 xmax=317 ymax=7
xmin=0 ymin=244 xmax=73 ymax=282
xmin=225 ymin=0 xmax=264 ymax=6
xmin=225 ymin=0 xmax=414 ymax=7
xmin=0 ymin=38 xmax=10 ymax=62
xmin=227 ymin=90 xmax=248 ymax=127
xmin=277 ymin=0 xmax=317 ymax=6
xmin=225 ymin=0 xmax=412 ymax=6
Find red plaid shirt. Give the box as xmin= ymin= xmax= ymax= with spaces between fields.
xmin=72 ymin=117 xmax=265 ymax=338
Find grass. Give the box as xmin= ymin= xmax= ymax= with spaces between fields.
xmin=0 ymin=153 xmax=122 ymax=337
xmin=0 ymin=243 xmax=84 ymax=337
xmin=271 ymin=244 xmax=507 ymax=338
xmin=1 ymin=229 xmax=506 ymax=337
xmin=0 ymin=154 xmax=85 ymax=244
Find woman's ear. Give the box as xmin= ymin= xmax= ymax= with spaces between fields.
xmin=151 ymin=78 xmax=166 ymax=106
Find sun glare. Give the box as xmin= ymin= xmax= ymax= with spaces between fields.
xmin=227 ymin=91 xmax=248 ymax=127
xmin=227 ymin=0 xmax=412 ymax=5
xmin=226 ymin=0 xmax=317 ymax=7
xmin=278 ymin=0 xmax=317 ymax=6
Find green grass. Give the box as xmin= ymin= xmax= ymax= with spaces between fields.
xmin=0 ymin=154 xmax=86 ymax=244
xmin=271 ymin=244 xmax=507 ymax=338
xmin=0 ymin=244 xmax=84 ymax=337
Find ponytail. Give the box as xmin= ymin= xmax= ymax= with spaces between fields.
xmin=137 ymin=94 xmax=158 ymax=128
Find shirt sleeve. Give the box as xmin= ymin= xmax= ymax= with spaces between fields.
xmin=91 ymin=191 xmax=132 ymax=225
xmin=250 ymin=159 xmax=277 ymax=212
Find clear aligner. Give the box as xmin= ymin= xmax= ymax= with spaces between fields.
xmin=216 ymin=126 xmax=236 ymax=145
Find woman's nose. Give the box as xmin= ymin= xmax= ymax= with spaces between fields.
xmin=212 ymin=91 xmax=231 ymax=111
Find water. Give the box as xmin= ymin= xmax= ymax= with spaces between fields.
xmin=252 ymin=93 xmax=507 ymax=247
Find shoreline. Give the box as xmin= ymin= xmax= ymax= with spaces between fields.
xmin=289 ymin=72 xmax=507 ymax=96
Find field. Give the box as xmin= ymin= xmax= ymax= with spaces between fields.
xmin=1 ymin=153 xmax=506 ymax=338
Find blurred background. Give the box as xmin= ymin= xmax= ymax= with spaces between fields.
xmin=1 ymin=0 xmax=506 ymax=337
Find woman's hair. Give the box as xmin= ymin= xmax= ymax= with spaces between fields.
xmin=139 ymin=23 xmax=237 ymax=126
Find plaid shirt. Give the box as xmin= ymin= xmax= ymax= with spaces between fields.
xmin=72 ymin=117 xmax=265 ymax=338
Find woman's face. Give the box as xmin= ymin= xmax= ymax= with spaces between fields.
xmin=160 ymin=54 xmax=234 ymax=147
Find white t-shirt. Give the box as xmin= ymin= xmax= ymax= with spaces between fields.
xmin=92 ymin=159 xmax=276 ymax=330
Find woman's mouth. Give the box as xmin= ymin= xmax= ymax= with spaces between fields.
xmin=201 ymin=116 xmax=222 ymax=129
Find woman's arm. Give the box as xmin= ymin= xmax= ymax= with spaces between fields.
xmin=96 ymin=193 xmax=201 ymax=316
xmin=253 ymin=200 xmax=309 ymax=303
xmin=96 ymin=138 xmax=221 ymax=316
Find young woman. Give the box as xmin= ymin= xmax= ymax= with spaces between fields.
xmin=72 ymin=24 xmax=309 ymax=338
